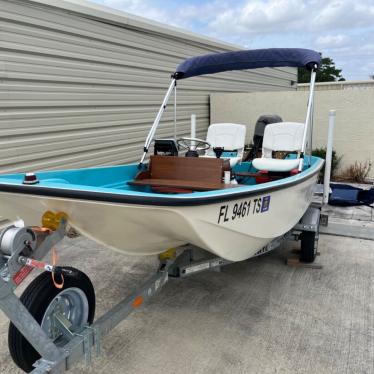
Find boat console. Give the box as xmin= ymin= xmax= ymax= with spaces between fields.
xmin=128 ymin=155 xmax=235 ymax=193
xmin=154 ymin=139 xmax=179 ymax=157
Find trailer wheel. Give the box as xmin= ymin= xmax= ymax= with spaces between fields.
xmin=299 ymin=231 xmax=317 ymax=263
xmin=8 ymin=267 xmax=95 ymax=373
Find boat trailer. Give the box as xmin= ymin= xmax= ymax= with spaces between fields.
xmin=0 ymin=204 xmax=325 ymax=373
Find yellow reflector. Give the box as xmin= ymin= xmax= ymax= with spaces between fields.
xmin=42 ymin=211 xmax=68 ymax=231
xmin=158 ymin=248 xmax=177 ymax=261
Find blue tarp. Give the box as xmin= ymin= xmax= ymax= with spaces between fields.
xmin=174 ymin=48 xmax=321 ymax=80
xmin=329 ymin=183 xmax=374 ymax=207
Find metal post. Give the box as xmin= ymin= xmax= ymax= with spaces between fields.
xmin=323 ymin=110 xmax=336 ymax=204
xmin=139 ymin=79 xmax=176 ymax=166
xmin=299 ymin=68 xmax=317 ymax=171
xmin=191 ymin=114 xmax=196 ymax=148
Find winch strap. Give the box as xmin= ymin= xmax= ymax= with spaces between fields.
xmin=51 ymin=247 xmax=64 ymax=289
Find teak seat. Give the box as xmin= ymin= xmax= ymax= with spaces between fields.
xmin=128 ymin=155 xmax=234 ymax=191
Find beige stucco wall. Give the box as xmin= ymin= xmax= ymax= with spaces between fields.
xmin=211 ymin=90 xmax=374 ymax=178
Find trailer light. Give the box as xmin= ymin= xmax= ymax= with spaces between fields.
xmin=23 ymin=172 xmax=39 ymax=185
xmin=158 ymin=248 xmax=176 ymax=261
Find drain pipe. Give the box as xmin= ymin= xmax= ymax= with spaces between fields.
xmin=323 ymin=110 xmax=336 ymax=205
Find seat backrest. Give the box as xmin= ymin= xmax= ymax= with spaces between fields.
xmin=262 ymin=122 xmax=305 ymax=158
xmin=205 ymin=123 xmax=246 ymax=156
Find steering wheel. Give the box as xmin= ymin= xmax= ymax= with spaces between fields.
xmin=177 ymin=137 xmax=211 ymax=152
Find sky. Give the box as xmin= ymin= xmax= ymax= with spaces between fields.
xmin=90 ymin=0 xmax=374 ymax=81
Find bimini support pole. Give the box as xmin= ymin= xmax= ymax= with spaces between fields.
xmin=139 ymin=79 xmax=176 ymax=167
xmin=174 ymin=81 xmax=177 ymax=140
xmin=299 ymin=67 xmax=317 ymax=171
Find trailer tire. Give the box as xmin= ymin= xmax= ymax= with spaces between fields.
xmin=8 ymin=267 xmax=95 ymax=373
xmin=300 ymin=231 xmax=317 ymax=263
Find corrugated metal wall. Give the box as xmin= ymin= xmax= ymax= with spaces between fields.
xmin=0 ymin=0 xmax=296 ymax=173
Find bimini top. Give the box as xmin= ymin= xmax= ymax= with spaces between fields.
xmin=173 ymin=48 xmax=321 ymax=80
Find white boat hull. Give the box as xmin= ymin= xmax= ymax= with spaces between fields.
xmin=0 ymin=171 xmax=317 ymax=261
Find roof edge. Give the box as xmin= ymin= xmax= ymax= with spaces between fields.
xmin=25 ymin=0 xmax=242 ymax=51
xmin=298 ymin=80 xmax=374 ymax=86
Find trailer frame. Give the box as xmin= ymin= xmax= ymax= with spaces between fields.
xmin=0 ymin=204 xmax=322 ymax=374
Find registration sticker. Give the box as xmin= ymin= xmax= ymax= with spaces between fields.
xmin=261 ymin=195 xmax=271 ymax=212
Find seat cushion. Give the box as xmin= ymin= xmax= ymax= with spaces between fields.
xmin=252 ymin=158 xmax=300 ymax=172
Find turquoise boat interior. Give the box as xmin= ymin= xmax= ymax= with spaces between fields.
xmin=0 ymin=155 xmax=322 ymax=201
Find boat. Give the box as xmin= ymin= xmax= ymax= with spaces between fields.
xmin=0 ymin=48 xmax=324 ymax=262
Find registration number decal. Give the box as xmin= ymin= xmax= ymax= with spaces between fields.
xmin=218 ymin=195 xmax=271 ymax=224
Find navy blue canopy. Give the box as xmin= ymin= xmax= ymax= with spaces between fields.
xmin=174 ymin=48 xmax=321 ymax=80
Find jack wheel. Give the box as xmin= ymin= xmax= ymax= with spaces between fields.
xmin=300 ymin=231 xmax=317 ymax=263
xmin=8 ymin=267 xmax=95 ymax=373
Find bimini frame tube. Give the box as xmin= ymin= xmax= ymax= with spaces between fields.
xmin=174 ymin=81 xmax=177 ymax=140
xmin=299 ymin=67 xmax=317 ymax=171
xmin=139 ymin=79 xmax=176 ymax=166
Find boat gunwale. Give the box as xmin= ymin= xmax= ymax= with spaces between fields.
xmin=0 ymin=159 xmax=323 ymax=206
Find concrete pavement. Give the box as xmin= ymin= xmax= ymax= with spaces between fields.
xmin=1 ymin=233 xmax=373 ymax=374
